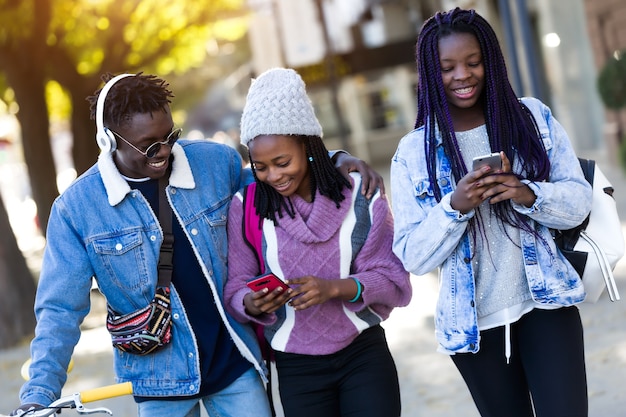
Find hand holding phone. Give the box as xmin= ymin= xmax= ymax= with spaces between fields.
xmin=246 ymin=273 xmax=290 ymax=293
xmin=472 ymin=152 xmax=502 ymax=171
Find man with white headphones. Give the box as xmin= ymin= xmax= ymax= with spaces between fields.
xmin=12 ymin=72 xmax=384 ymax=417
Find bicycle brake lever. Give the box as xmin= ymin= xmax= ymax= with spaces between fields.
xmin=75 ymin=408 xmax=112 ymax=416
xmin=71 ymin=394 xmax=112 ymax=416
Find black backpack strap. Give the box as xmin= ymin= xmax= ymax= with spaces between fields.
xmin=157 ymin=175 xmax=174 ymax=287
xmin=553 ymin=158 xmax=594 ymax=276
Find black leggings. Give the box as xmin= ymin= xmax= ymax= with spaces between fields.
xmin=274 ymin=325 xmax=401 ymax=417
xmin=452 ymin=306 xmax=588 ymax=417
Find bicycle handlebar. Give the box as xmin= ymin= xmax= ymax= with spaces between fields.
xmin=79 ymin=382 xmax=133 ymax=403
xmin=3 ymin=382 xmax=133 ymax=416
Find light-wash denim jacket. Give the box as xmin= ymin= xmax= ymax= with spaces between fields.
xmin=20 ymin=140 xmax=263 ymax=406
xmin=390 ymin=97 xmax=592 ymax=354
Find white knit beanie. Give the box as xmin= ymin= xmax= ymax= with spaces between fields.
xmin=239 ymin=68 xmax=323 ymax=146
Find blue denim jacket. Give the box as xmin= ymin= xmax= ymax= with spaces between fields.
xmin=390 ymin=97 xmax=591 ymax=354
xmin=20 ymin=140 xmax=263 ymax=406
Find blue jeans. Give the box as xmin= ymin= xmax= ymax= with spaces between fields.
xmin=137 ymin=368 xmax=271 ymax=417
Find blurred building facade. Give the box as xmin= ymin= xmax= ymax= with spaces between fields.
xmin=583 ymin=0 xmax=626 ymax=158
xmin=239 ymin=0 xmax=624 ymax=164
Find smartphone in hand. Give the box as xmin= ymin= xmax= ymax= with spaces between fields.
xmin=246 ymin=273 xmax=290 ymax=293
xmin=472 ymin=152 xmax=502 ymax=171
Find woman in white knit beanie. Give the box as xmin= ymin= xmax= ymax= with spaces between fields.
xmin=224 ymin=67 xmax=412 ymax=417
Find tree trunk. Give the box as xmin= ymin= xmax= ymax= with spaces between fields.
xmin=0 ymin=193 xmax=36 ymax=349
xmin=7 ymin=66 xmax=59 ymax=234
xmin=70 ymin=87 xmax=100 ymax=176
xmin=0 ymin=63 xmax=53 ymax=350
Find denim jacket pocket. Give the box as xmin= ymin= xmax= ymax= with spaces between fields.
xmin=92 ymin=230 xmax=150 ymax=292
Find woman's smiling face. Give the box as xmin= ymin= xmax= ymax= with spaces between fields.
xmin=249 ymin=134 xmax=312 ymax=201
xmin=438 ymin=31 xmax=485 ymax=114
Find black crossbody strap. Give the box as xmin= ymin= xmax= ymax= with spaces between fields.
xmin=157 ymin=175 xmax=174 ymax=287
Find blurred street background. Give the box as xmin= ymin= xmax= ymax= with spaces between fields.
xmin=1 ymin=0 xmax=626 ymax=415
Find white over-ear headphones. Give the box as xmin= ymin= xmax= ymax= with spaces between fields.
xmin=95 ymin=73 xmax=135 ymax=153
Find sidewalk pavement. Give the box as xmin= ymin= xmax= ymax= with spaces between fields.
xmin=1 ymin=153 xmax=625 ymax=416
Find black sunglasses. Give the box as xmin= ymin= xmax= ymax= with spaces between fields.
xmin=110 ymin=127 xmax=182 ymax=158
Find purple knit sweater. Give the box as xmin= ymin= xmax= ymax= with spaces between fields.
xmin=225 ymin=174 xmax=411 ymax=355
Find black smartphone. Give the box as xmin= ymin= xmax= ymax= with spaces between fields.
xmin=246 ymin=273 xmax=290 ymax=292
xmin=472 ymin=152 xmax=502 ymax=171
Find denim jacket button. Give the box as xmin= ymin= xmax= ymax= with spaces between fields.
xmin=170 ymin=188 xmax=177 ymax=194
xmin=463 ymin=257 xmax=470 ymax=263
xmin=150 ymin=235 xmax=157 ymax=241
xmin=115 ymin=243 xmax=122 ymax=251
xmin=173 ymin=313 xmax=179 ymax=319
xmin=191 ymin=228 xmax=198 ymax=236
xmin=470 ymin=300 xmax=475 ymax=307
xmin=440 ymin=178 xmax=449 ymax=186
xmin=189 ymin=384 xmax=195 ymax=391
xmin=469 ymin=343 xmax=475 ymax=350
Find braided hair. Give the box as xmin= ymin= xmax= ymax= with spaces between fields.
xmin=250 ymin=135 xmax=352 ymax=226
xmin=86 ymin=72 xmax=174 ymax=130
xmin=415 ymin=8 xmax=550 ymax=235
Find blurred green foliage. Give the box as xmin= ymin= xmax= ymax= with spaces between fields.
xmin=597 ymin=50 xmax=626 ymax=110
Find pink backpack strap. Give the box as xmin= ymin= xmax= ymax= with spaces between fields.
xmin=242 ymin=183 xmax=273 ymax=363
xmin=242 ymin=182 xmax=265 ymax=274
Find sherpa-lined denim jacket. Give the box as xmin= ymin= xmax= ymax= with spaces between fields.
xmin=20 ymin=140 xmax=263 ymax=406
xmin=390 ymin=97 xmax=591 ymax=354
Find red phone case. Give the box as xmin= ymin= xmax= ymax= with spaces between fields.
xmin=246 ymin=273 xmax=290 ymax=292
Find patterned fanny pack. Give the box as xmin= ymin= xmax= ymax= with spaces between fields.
xmin=106 ymin=286 xmax=173 ymax=355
